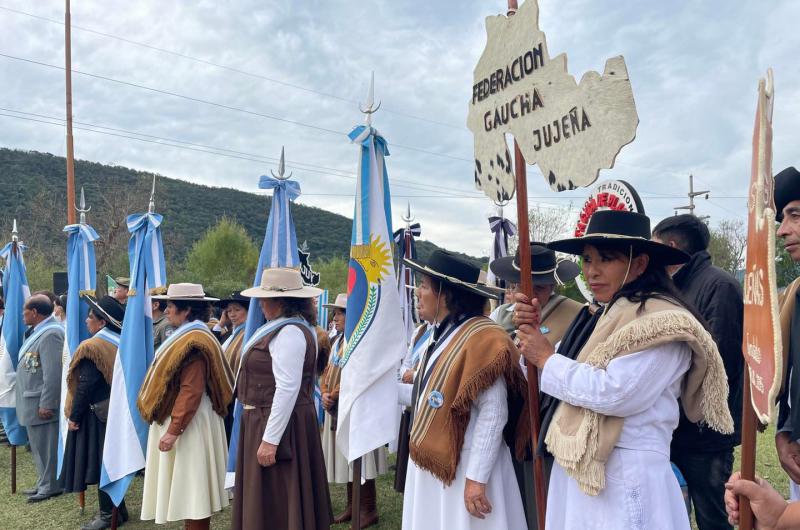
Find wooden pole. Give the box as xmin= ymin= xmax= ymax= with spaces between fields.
xmin=110 ymin=507 xmax=119 ymax=530
xmin=351 ymin=457 xmax=362 ymax=530
xmin=65 ymin=0 xmax=76 ymax=225
xmin=11 ymin=445 xmax=16 ymax=494
xmin=78 ymin=491 xmax=85 ymax=513
xmin=514 ymin=141 xmax=547 ymax=529
xmin=507 ymin=4 xmax=545 ymax=528
xmin=738 ymin=369 xmax=757 ymax=530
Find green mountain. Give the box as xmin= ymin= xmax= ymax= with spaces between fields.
xmin=0 ymin=148 xmax=483 ymax=283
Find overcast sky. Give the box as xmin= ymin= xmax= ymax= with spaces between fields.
xmin=0 ymin=0 xmax=797 ymax=257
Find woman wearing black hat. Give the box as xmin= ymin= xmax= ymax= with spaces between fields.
xmin=489 ymin=242 xmax=582 ymax=345
xmin=61 ymin=295 xmax=127 ymax=530
xmin=514 ymin=210 xmax=734 ymax=529
xmin=218 ymin=292 xmax=250 ymax=376
xmin=399 ymin=250 xmax=528 ymax=530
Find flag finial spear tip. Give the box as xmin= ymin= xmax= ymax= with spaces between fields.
xmin=359 ymin=71 xmax=381 ymax=125
xmin=11 ymin=219 xmax=18 ymax=242
xmin=76 ymin=186 xmax=91 ymax=224
xmin=401 ymin=201 xmax=415 ymax=226
xmin=271 ymin=145 xmax=292 ymax=181
xmin=148 ymin=175 xmax=156 ymax=213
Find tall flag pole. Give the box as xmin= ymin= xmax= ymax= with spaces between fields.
xmin=338 ymin=72 xmax=406 ymax=463
xmin=486 ymin=202 xmax=517 ymax=289
xmin=225 ymin=146 xmax=301 ymax=488
xmin=100 ymin=176 xmax=167 ymax=506
xmin=65 ymin=0 xmax=76 ymax=226
xmin=58 ymin=188 xmax=99 ymax=485
xmin=393 ymin=203 xmax=420 ymax=342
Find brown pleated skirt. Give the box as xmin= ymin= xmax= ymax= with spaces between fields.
xmin=232 ymin=401 xmax=333 ymax=530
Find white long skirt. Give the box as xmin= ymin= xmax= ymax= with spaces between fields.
xmin=546 ymin=447 xmax=690 ymax=530
xmin=322 ymin=410 xmax=388 ymax=483
xmin=141 ymin=395 xmax=230 ymax=523
xmin=402 ymin=444 xmax=526 ymax=530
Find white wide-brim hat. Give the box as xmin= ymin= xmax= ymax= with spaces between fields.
xmin=241 ymin=268 xmax=323 ymax=299
xmin=152 ymin=283 xmax=219 ymax=301
xmin=323 ymin=293 xmax=347 ymax=310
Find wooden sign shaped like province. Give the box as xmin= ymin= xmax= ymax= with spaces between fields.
xmin=467 ymin=0 xmax=639 ymax=201
xmin=743 ymin=70 xmax=782 ymax=425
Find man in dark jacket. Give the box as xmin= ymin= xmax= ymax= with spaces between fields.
xmin=654 ymin=214 xmax=743 ymax=530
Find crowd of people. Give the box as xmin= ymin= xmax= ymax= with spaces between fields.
xmin=0 ymin=165 xmax=798 ymax=529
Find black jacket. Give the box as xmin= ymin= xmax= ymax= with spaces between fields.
xmin=670 ymin=250 xmax=744 ymax=453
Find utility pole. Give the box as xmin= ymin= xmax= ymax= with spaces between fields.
xmin=674 ymin=174 xmax=710 ymax=220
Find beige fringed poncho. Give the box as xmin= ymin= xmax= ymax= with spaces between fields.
xmin=545 ymin=296 xmax=734 ymax=495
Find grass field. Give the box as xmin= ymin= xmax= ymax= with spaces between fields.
xmin=0 ymin=428 xmax=787 ymax=529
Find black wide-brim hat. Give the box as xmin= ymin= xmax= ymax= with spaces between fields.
xmin=775 ymin=166 xmax=800 ymax=221
xmin=82 ymin=294 xmax=125 ymax=333
xmin=490 ymin=242 xmax=581 ymax=285
xmin=403 ymin=249 xmax=503 ymax=300
xmin=218 ymin=291 xmax=250 ymax=309
xmin=547 ymin=210 xmax=690 ymax=266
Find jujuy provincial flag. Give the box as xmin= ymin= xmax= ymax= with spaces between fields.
xmin=337 ymin=124 xmax=406 ymax=461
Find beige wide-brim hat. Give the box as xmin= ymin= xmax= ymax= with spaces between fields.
xmin=152 ymin=283 xmax=219 ymax=301
xmin=241 ymin=268 xmax=323 ymax=299
xmin=323 ymin=293 xmax=347 ymax=310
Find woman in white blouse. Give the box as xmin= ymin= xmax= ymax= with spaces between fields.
xmin=399 ymin=250 xmax=529 ymax=530
xmin=514 ymin=210 xmax=733 ymax=529
xmin=231 ymin=268 xmax=332 ymax=530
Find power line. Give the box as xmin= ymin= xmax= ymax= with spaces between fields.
xmin=0 ymin=109 xmax=482 ymax=197
xmin=0 ymin=4 xmax=468 ymax=132
xmin=0 ymin=52 xmax=474 ymax=164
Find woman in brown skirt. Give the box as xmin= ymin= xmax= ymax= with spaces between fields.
xmin=233 ymin=268 xmax=333 ymax=530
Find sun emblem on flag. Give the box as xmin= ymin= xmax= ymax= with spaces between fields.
xmin=354 ymin=235 xmax=392 ymax=283
xmin=342 ymin=234 xmax=392 ymax=366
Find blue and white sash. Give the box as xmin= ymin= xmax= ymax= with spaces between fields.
xmin=235 ymin=317 xmax=314 ymax=383
xmin=153 ymin=320 xmax=209 ymax=359
xmin=222 ymin=324 xmax=245 ymax=353
xmin=409 ymin=326 xmax=433 ymax=368
xmin=95 ymin=328 xmax=121 ymax=348
xmin=19 ymin=319 xmax=64 ymax=357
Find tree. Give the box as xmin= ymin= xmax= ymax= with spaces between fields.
xmin=181 ymin=217 xmax=258 ymax=296
xmin=708 ymin=219 xmax=747 ymax=276
xmin=776 ymin=243 xmax=800 ymax=289
xmin=528 ymin=203 xmax=574 ymax=243
xmin=508 ymin=203 xmax=574 ymax=255
xmin=315 ymin=256 xmax=349 ymax=298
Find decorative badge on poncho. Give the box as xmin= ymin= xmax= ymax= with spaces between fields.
xmin=428 ymin=390 xmax=444 ymax=409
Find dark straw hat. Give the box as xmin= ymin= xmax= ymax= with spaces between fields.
xmin=82 ymin=294 xmax=125 ymax=333
xmin=547 ymin=210 xmax=690 ymax=266
xmin=218 ymin=291 xmax=250 ymax=309
xmin=403 ymin=250 xmax=503 ymax=300
xmin=490 ymin=242 xmax=580 ymax=285
xmin=775 ymin=167 xmax=800 ymax=221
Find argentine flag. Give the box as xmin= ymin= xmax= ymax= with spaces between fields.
xmin=337 ymin=124 xmax=406 ymax=461
xmin=100 ymin=212 xmax=166 ymax=506
xmin=225 ymin=169 xmax=302 ymax=489
xmin=57 ymin=223 xmax=99 ymax=477
xmin=0 ymin=238 xmax=31 ymax=446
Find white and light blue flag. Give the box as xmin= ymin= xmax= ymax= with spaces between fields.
xmin=100 ymin=212 xmax=166 ymax=506
xmin=0 ymin=238 xmax=30 ymax=446
xmin=57 ymin=222 xmax=99 ymax=477
xmin=337 ymin=125 xmax=406 ymax=461
xmin=225 ymin=171 xmax=302 ymax=488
